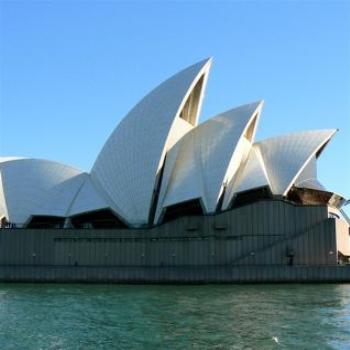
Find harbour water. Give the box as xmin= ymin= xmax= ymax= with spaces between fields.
xmin=0 ymin=284 xmax=349 ymax=349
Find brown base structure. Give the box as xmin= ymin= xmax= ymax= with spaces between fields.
xmin=0 ymin=200 xmax=349 ymax=283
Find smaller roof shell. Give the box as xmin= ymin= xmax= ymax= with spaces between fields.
xmin=155 ymin=101 xmax=263 ymax=223
xmin=257 ymin=129 xmax=336 ymax=196
xmin=0 ymin=158 xmax=84 ymax=225
xmin=223 ymin=129 xmax=336 ymax=209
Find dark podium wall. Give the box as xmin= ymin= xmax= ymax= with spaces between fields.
xmin=0 ymin=200 xmax=342 ymax=268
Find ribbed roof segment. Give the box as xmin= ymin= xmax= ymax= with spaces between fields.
xmin=0 ymin=158 xmax=83 ymax=224
xmin=223 ymin=130 xmax=336 ymax=208
xmin=91 ymin=58 xmax=211 ymax=227
xmin=155 ymin=101 xmax=263 ymax=223
xmin=256 ymin=129 xmax=336 ymax=196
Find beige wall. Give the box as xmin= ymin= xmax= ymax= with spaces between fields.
xmin=336 ymin=218 xmax=350 ymax=256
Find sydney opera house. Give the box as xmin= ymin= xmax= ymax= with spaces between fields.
xmin=0 ymin=58 xmax=349 ymax=282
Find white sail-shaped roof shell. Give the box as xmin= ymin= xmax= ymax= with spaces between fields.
xmin=0 ymin=158 xmax=84 ymax=225
xmin=257 ymin=129 xmax=336 ymax=196
xmin=155 ymin=101 xmax=263 ymax=224
xmin=223 ymin=130 xmax=336 ymax=209
xmin=91 ymin=58 xmax=211 ymax=227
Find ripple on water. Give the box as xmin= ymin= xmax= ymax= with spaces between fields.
xmin=0 ymin=284 xmax=349 ymax=349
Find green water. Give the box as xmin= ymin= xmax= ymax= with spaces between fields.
xmin=0 ymin=284 xmax=349 ymax=349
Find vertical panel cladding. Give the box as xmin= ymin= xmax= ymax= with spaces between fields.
xmin=226 ymin=238 xmax=233 ymax=264
xmin=311 ymin=221 xmax=330 ymax=265
xmin=248 ymin=203 xmax=255 ymax=235
xmin=122 ymin=241 xmax=130 ymax=266
xmin=319 ymin=222 xmax=326 ymax=265
xmin=327 ymin=218 xmax=338 ymax=265
xmin=109 ymin=240 xmax=115 ymax=266
xmin=97 ymin=240 xmax=103 ymax=266
xmin=239 ymin=238 xmax=251 ymax=266
xmin=286 ymin=202 xmax=296 ymax=236
xmin=278 ymin=201 xmax=285 ymax=235
xmin=259 ymin=202 xmax=266 ymax=235
xmin=145 ymin=239 xmax=154 ymax=266
xmin=307 ymin=224 xmax=321 ymax=265
xmin=310 ymin=224 xmax=322 ymax=265
xmin=271 ymin=201 xmax=280 ymax=235
xmin=263 ymin=201 xmax=270 ymax=234
xmin=0 ymin=201 xmax=334 ymax=270
xmin=94 ymin=239 xmax=101 ymax=266
xmin=267 ymin=201 xmax=276 ymax=234
xmin=250 ymin=204 xmax=257 ymax=235
xmin=260 ymin=203 xmax=268 ymax=235
xmin=223 ymin=237 xmax=230 ymax=264
xmin=289 ymin=219 xmax=336 ymax=266
xmin=176 ymin=240 xmax=184 ymax=266
xmin=250 ymin=202 xmax=257 ymax=235
xmin=322 ymin=228 xmax=331 ymax=266
xmin=131 ymin=240 xmax=139 ymax=266
xmin=301 ymin=227 xmax=313 ymax=265
xmin=119 ymin=239 xmax=126 ymax=266
xmin=157 ymin=239 xmax=165 ymax=266
xmin=195 ymin=238 xmax=201 ymax=266
xmin=17 ymin=232 xmax=24 ymax=265
xmin=116 ymin=239 xmax=124 ymax=266
xmin=229 ymin=218 xmax=336 ymax=267
xmin=295 ymin=229 xmax=306 ymax=265
xmin=277 ymin=201 xmax=285 ymax=235
xmin=308 ymin=207 xmax=316 ymax=226
xmin=215 ymin=239 xmax=222 ymax=265
xmin=293 ymin=207 xmax=302 ymax=236
xmin=238 ymin=207 xmax=246 ymax=234
xmin=77 ymin=240 xmax=84 ymax=266
xmin=300 ymin=206 xmax=308 ymax=233
xmin=285 ymin=202 xmax=293 ymax=234
xmin=54 ymin=239 xmax=62 ymax=265
xmin=177 ymin=239 xmax=185 ymax=265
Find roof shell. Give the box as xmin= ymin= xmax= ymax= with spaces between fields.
xmin=256 ymin=129 xmax=336 ymax=196
xmin=91 ymin=58 xmax=212 ymax=226
xmin=155 ymin=101 xmax=263 ymax=223
xmin=222 ymin=129 xmax=336 ymax=209
xmin=0 ymin=158 xmax=84 ymax=225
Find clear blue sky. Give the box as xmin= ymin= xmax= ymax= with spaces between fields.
xmin=1 ymin=1 xmax=349 ymax=204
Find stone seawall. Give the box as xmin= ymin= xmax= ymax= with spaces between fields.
xmin=0 ymin=265 xmax=350 ymax=283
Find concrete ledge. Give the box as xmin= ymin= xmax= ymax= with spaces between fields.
xmin=0 ymin=265 xmax=350 ymax=283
